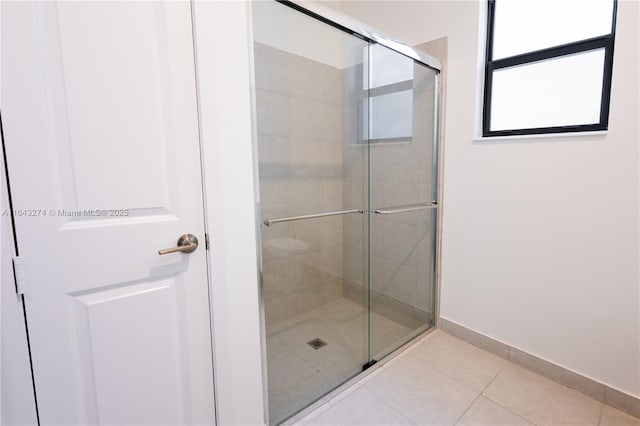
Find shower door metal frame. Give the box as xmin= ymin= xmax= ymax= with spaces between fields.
xmin=248 ymin=1 xmax=442 ymax=424
xmin=279 ymin=1 xmax=442 ymax=72
xmin=366 ymin=43 xmax=441 ymax=364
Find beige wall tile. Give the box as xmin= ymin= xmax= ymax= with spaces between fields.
xmin=343 ymin=247 xmax=364 ymax=285
xmin=605 ymin=387 xmax=640 ymax=419
xmin=255 ymin=89 xmax=289 ymax=137
xmin=253 ymin=42 xmax=291 ymax=95
xmin=509 ymin=346 xmax=606 ymax=401
xmin=439 ymin=318 xmax=511 ymax=359
xmin=415 ymin=37 xmax=449 ymax=66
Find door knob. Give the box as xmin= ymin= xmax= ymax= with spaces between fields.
xmin=158 ymin=234 xmax=199 ymax=255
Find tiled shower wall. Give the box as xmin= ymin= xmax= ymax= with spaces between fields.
xmin=255 ymin=42 xmax=349 ymax=324
xmin=342 ymin=62 xmax=437 ymax=329
xmin=256 ymin=42 xmax=436 ymax=328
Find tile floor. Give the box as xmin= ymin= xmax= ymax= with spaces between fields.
xmin=267 ymin=297 xmax=417 ymax=424
xmin=292 ymin=330 xmax=640 ymax=426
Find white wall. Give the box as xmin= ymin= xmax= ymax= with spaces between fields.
xmin=192 ymin=2 xmax=266 ymax=424
xmin=339 ymin=0 xmax=640 ymax=397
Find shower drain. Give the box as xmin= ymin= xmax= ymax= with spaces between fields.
xmin=307 ymin=338 xmax=327 ymax=350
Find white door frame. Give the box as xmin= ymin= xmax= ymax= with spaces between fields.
xmin=1 ymin=121 xmax=39 ymax=426
xmin=193 ymin=2 xmax=267 ymax=425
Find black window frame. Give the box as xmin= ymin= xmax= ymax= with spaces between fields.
xmin=482 ymin=0 xmax=618 ymax=137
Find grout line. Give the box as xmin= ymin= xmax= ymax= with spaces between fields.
xmin=254 ymin=85 xmax=344 ymax=107
xmin=362 ymin=387 xmax=417 ymax=426
xmin=597 ymin=402 xmax=605 ymax=425
xmin=480 ymin=363 xmax=505 ymax=394
xmin=481 ymin=392 xmax=541 ymax=426
xmin=440 ymin=319 xmax=631 ymax=408
xmin=453 ymin=393 xmax=482 ymax=425
xmin=477 ymin=369 xmax=543 ymax=426
xmin=289 ymin=398 xmax=334 ymax=426
xmin=410 ymin=356 xmax=499 ymax=397
xmin=402 ymin=331 xmax=507 ymax=397
xmin=362 ymin=381 xmax=418 ymax=425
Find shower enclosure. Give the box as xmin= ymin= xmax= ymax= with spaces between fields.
xmin=251 ymin=2 xmax=440 ymax=424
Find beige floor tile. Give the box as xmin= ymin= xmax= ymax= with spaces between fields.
xmin=371 ymin=311 xmax=414 ymax=337
xmin=268 ymin=316 xmax=324 ymax=342
xmin=483 ymin=364 xmax=602 ymax=425
xmin=323 ymin=366 xmax=386 ymax=406
xmin=605 ymin=387 xmax=640 ymax=419
xmin=268 ymin=398 xmax=288 ymax=426
xmin=302 ymin=387 xmax=414 ymax=425
xmin=365 ymin=355 xmax=477 ymax=425
xmin=409 ymin=330 xmax=506 ymax=393
xmin=287 ymin=400 xmax=334 ymax=426
xmin=268 ymin=351 xmax=318 ymax=395
xmin=600 ymin=405 xmax=640 ymax=426
xmin=455 ymin=396 xmax=533 ymax=426
xmin=291 ymin=327 xmax=365 ymax=373
xmin=271 ymin=369 xmax=335 ymax=424
xmin=267 ymin=297 xmax=418 ymax=424
xmin=320 ymin=297 xmax=366 ymax=320
xmin=370 ymin=312 xmax=415 ymax=356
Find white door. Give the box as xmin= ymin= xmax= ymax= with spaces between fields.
xmin=1 ymin=2 xmax=215 ymax=424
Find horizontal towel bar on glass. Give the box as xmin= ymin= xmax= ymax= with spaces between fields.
xmin=373 ymin=203 xmax=437 ymax=215
xmin=263 ymin=209 xmax=364 ymax=226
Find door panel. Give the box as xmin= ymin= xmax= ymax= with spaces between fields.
xmin=53 ymin=2 xmax=172 ymax=211
xmin=37 ymin=1 xmax=189 ymax=219
xmin=368 ymin=44 xmax=438 ymax=359
xmin=252 ymin=2 xmax=370 ymax=424
xmin=1 ymin=2 xmax=214 ymax=424
xmin=72 ymin=281 xmax=185 ymax=425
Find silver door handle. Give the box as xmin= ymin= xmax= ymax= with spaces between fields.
xmin=158 ymin=234 xmax=199 ymax=255
xmin=263 ymin=209 xmax=364 ymax=226
xmin=373 ymin=202 xmax=438 ymax=215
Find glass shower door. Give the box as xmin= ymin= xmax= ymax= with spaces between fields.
xmin=368 ymin=44 xmax=439 ymax=360
xmin=252 ymin=2 xmax=370 ymax=424
xmin=253 ymin=3 xmax=440 ymax=424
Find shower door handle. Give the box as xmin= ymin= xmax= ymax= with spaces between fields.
xmin=373 ymin=202 xmax=437 ymax=215
xmin=263 ymin=209 xmax=364 ymax=226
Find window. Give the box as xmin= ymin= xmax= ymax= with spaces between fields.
xmin=367 ymin=45 xmax=414 ymax=143
xmin=482 ymin=0 xmax=617 ymax=136
xmin=345 ymin=44 xmax=417 ymax=146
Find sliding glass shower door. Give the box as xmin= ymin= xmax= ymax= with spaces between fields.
xmin=253 ymin=3 xmax=370 ymax=424
xmin=252 ymin=2 xmax=439 ymax=424
xmin=368 ymin=44 xmax=438 ymax=359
